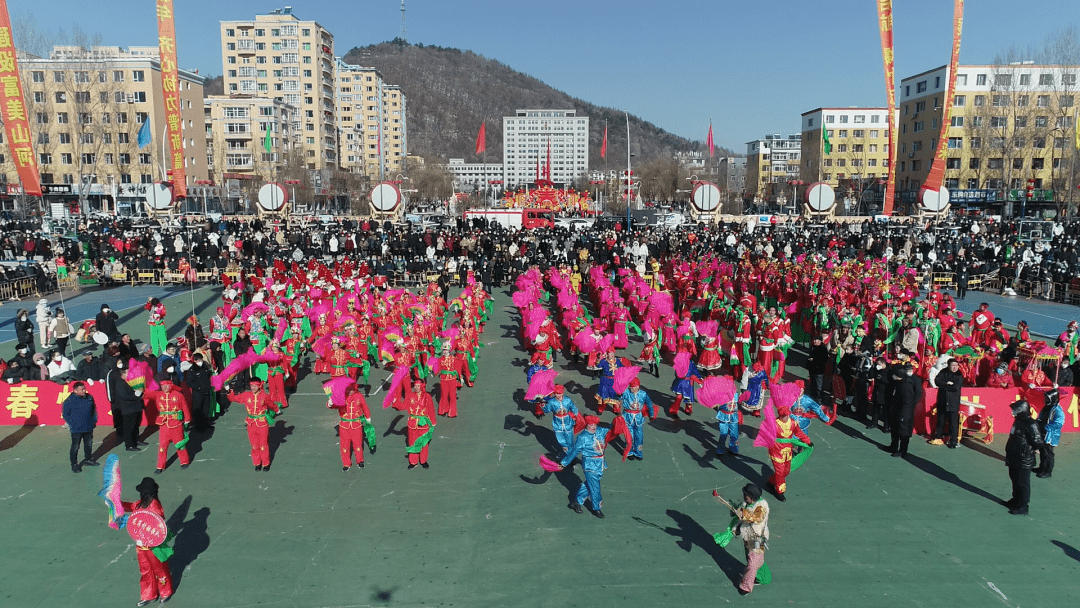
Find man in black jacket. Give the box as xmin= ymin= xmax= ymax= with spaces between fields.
xmin=106 ymin=358 xmax=147 ymax=451
xmin=95 ymin=303 xmax=121 ymax=343
xmin=74 ymin=350 xmax=104 ymax=381
xmin=931 ymin=359 xmax=963 ymax=448
xmin=186 ymin=353 xmax=214 ymax=432
xmin=886 ymin=363 xmax=923 ymax=458
xmin=805 ymin=335 xmax=830 ymax=403
xmin=1005 ymin=400 xmax=1044 ymax=515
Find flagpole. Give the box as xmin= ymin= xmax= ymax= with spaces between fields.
xmin=625 ymin=111 xmax=631 ymax=228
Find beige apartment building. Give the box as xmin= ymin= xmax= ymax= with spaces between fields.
xmin=204 ymin=95 xmax=297 ymax=184
xmin=335 ymin=59 xmax=407 ymax=180
xmin=0 ymin=45 xmax=207 ymax=212
xmin=744 ymin=134 xmax=800 ymax=202
xmin=220 ymin=8 xmax=337 ymax=171
xmin=896 ymin=63 xmax=1080 ymax=215
xmin=800 ymin=108 xmax=891 ymax=185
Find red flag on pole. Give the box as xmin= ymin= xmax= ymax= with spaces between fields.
xmin=545 ymin=139 xmax=552 ymax=181
xmin=706 ymin=123 xmax=715 ymax=158
xmin=475 ymin=121 xmax=486 ymax=155
xmin=601 ymin=125 xmax=608 ymax=158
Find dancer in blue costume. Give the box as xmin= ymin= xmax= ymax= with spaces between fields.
xmin=619 ymin=378 xmax=655 ymax=460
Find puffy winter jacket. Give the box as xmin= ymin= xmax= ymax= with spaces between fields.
xmin=1005 ymin=414 xmax=1044 ymax=469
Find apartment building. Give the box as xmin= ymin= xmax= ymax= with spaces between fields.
xmin=220 ymin=7 xmax=337 ymax=170
xmin=335 ymin=60 xmax=407 ymax=181
xmin=502 ymin=109 xmax=589 ymax=188
xmin=745 ymin=134 xmax=801 ymax=198
xmin=204 ymin=95 xmax=297 ymax=182
xmin=896 ymin=63 xmax=1080 ymax=214
xmin=1 ymin=45 xmax=207 ymax=212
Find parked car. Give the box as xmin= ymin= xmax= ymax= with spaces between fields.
xmin=555 ymin=217 xmax=595 ymax=231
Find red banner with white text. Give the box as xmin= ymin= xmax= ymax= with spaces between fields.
xmin=155 ymin=0 xmax=186 ymax=198
xmin=0 ymin=0 xmax=43 ymax=197
xmin=922 ymin=0 xmax=965 ymax=195
xmin=0 ymin=380 xmax=177 ymax=427
xmin=878 ymin=0 xmax=897 ymax=215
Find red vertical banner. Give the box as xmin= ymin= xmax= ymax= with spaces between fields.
xmin=878 ymin=0 xmax=896 ymax=215
xmin=475 ymin=121 xmax=486 ymax=154
xmin=0 ymin=0 xmax=42 ymax=197
xmin=155 ymin=0 xmax=186 ymax=198
xmin=922 ymin=0 xmax=965 ymax=195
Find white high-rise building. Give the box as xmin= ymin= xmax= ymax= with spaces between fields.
xmin=502 ymin=109 xmax=589 ymax=187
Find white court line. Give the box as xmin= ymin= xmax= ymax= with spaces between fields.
xmin=0 ymin=284 xmax=215 ymax=346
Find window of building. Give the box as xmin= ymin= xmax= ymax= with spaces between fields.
xmin=957 ymin=74 xmax=967 ymax=85
xmin=60 ymin=153 xmax=72 ymax=165
xmin=1012 ymin=158 xmax=1024 ymax=170
xmin=1062 ymin=95 xmax=1075 ymax=107
xmin=915 ymin=101 xmax=926 ymax=112
xmin=917 ymin=80 xmax=928 ymax=93
xmin=1057 ymin=116 xmax=1074 ymax=128
xmin=57 ymin=112 xmax=68 ymax=124
xmin=1015 ymin=116 xmax=1027 ymax=128
xmin=132 ymin=70 xmax=144 ymax=82
xmin=1064 ymin=74 xmax=1077 ymax=86
xmin=953 ymin=95 xmax=966 ymax=107
xmin=948 ymin=137 xmax=963 ymax=149
xmin=946 ymin=158 xmax=961 ymax=169
xmin=950 ymin=116 xmax=964 ymax=127
xmin=1040 ymin=73 xmax=1053 ymax=85
xmin=995 ymin=74 xmax=1012 ymax=86
xmin=911 ymin=160 xmax=921 ymax=171
xmin=976 ymin=74 xmax=987 ymax=86
xmin=992 ymin=95 xmax=1009 ymax=107
xmin=914 ymin=121 xmax=924 ymax=132
xmin=1037 ymin=95 xmax=1050 ymax=107
xmin=1020 ymin=74 xmax=1031 ymax=86
xmin=969 ymin=158 xmax=980 ymax=169
xmin=973 ymin=95 xmax=986 ymax=106
xmin=990 ymin=116 xmax=1006 ymax=128
xmin=1032 ymin=157 xmax=1045 ymax=169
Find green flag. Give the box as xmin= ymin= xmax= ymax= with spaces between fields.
xmin=264 ymin=125 xmax=272 ymax=153
xmin=822 ymin=128 xmax=832 ymax=155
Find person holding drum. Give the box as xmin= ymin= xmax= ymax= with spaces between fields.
xmin=95 ymin=303 xmax=121 ymax=344
xmin=120 ymin=477 xmax=174 ymax=605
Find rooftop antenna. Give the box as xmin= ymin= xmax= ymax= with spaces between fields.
xmin=400 ymin=0 xmax=407 ymax=44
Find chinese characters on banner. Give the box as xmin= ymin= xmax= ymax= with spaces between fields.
xmin=922 ymin=0 xmax=965 ymax=196
xmin=877 ymin=0 xmax=896 ymax=215
xmin=0 ymin=380 xmax=175 ymax=426
xmin=155 ymin=0 xmax=186 ymax=199
xmin=0 ymin=381 xmax=113 ymax=426
xmin=0 ymin=0 xmax=43 ymax=197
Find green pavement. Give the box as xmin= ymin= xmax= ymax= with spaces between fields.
xmin=0 ymin=285 xmax=1077 ymax=608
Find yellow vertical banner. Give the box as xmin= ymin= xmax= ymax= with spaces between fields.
xmin=155 ymin=0 xmax=186 ymax=199
xmin=0 ymin=0 xmax=43 ymax=196
xmin=923 ymin=0 xmax=965 ymax=194
xmin=877 ymin=0 xmax=896 ymax=215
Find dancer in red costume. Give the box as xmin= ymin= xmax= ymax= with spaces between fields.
xmin=153 ymin=376 xmax=191 ymax=474
xmin=393 ymin=380 xmax=437 ymax=469
xmin=329 ymin=383 xmax=373 ymax=471
xmin=228 ymin=379 xmax=280 ymax=471
xmin=122 ymin=477 xmax=174 ymax=605
xmin=767 ymin=404 xmax=811 ymax=502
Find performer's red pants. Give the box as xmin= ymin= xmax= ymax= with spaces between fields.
xmin=339 ymin=425 xmax=365 ymax=466
xmin=769 ymin=458 xmax=791 ymax=494
xmin=137 ymin=547 xmax=173 ymax=601
xmin=268 ymin=372 xmax=288 ymax=409
xmin=247 ymin=423 xmax=270 ymax=466
xmin=438 ymin=379 xmax=458 ymax=417
xmin=156 ymin=424 xmax=189 ymax=469
xmin=407 ymin=425 xmax=430 ymax=465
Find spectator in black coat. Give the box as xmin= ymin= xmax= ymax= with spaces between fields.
xmin=74 ymin=350 xmax=104 ymax=381
xmin=1004 ymin=400 xmax=1045 ymax=515
xmin=186 ymin=353 xmax=214 ymax=432
xmin=95 ymin=303 xmax=120 ymax=342
xmin=14 ymin=309 xmax=34 ymax=355
xmin=931 ymin=359 xmax=964 ymax=448
xmin=805 ymin=335 xmax=830 ymax=402
xmin=105 ymin=358 xmax=146 ymax=451
xmin=887 ymin=364 xmax=923 ymax=457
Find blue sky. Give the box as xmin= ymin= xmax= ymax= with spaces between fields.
xmin=15 ymin=0 xmax=1077 ymax=151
